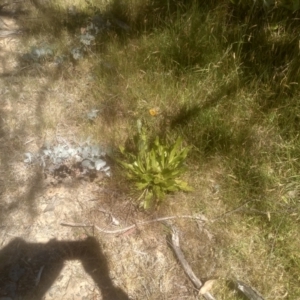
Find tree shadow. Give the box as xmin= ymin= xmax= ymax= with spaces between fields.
xmin=0 ymin=236 xmax=129 ymax=300
xmin=0 ymin=1 xmax=90 ymax=223
xmin=0 ymin=58 xmax=65 ymax=223
xmin=226 ymin=1 xmax=300 ymax=97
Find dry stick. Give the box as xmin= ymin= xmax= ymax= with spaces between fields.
xmin=236 ymin=281 xmax=265 ymax=300
xmin=60 ymin=214 xmax=208 ymax=235
xmin=60 ymin=221 xmax=136 ymax=234
xmin=0 ymin=30 xmax=22 ymax=38
xmin=61 ymin=217 xmax=215 ymax=298
xmin=211 ymin=201 xmax=280 ymax=223
xmin=169 ymin=227 xmax=216 ymax=300
xmin=211 ymin=201 xmax=251 ymax=222
xmin=60 ymin=222 xmax=93 ymax=228
xmin=0 ymin=17 xmax=9 ymax=28
xmin=95 ymin=224 xmax=136 ymax=234
xmin=98 ymin=208 xmax=120 ymax=226
xmin=35 ymin=266 xmax=45 ymax=286
xmin=24 ymin=138 xmax=35 ymax=145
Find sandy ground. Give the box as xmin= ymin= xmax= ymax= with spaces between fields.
xmin=0 ymin=5 xmax=218 ymax=300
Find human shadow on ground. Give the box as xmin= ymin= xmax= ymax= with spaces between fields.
xmin=0 ymin=236 xmax=129 ymax=300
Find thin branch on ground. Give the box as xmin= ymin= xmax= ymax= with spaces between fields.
xmin=211 ymin=201 xmax=251 ymax=222
xmin=60 ymin=214 xmax=208 ymax=235
xmin=60 ymin=222 xmax=93 ymax=228
xmin=95 ymin=224 xmax=136 ymax=234
xmin=236 ymin=281 xmax=265 ymax=300
xmin=168 ymin=226 xmax=216 ymax=300
xmin=211 ymin=200 xmax=286 ymax=222
xmin=98 ymin=208 xmax=120 ymax=226
xmin=35 ymin=266 xmax=44 ymax=286
xmin=0 ymin=30 xmax=22 ymax=38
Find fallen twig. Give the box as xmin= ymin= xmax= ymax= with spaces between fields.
xmin=60 ymin=222 xmax=93 ymax=228
xmin=0 ymin=29 xmax=22 ymax=38
xmin=35 ymin=265 xmax=44 ymax=286
xmin=24 ymin=138 xmax=35 ymax=145
xmin=211 ymin=201 xmax=278 ymax=222
xmin=98 ymin=208 xmax=120 ymax=226
xmin=60 ymin=214 xmax=208 ymax=234
xmin=236 ymin=281 xmax=265 ymax=300
xmin=168 ymin=226 xmax=216 ymax=300
xmin=95 ymin=224 xmax=136 ymax=234
xmin=211 ymin=201 xmax=251 ymax=222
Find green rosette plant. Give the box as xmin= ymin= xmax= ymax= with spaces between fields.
xmin=119 ymin=121 xmax=192 ymax=209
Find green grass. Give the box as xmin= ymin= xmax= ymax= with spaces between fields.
xmin=16 ymin=0 xmax=300 ymax=298
xmin=93 ymin=1 xmax=300 ymax=297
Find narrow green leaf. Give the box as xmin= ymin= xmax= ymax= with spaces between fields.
xmin=168 ymin=137 xmax=182 ymax=164
xmin=175 ymin=180 xmax=194 ymax=191
xmin=136 ymin=182 xmax=149 ymax=190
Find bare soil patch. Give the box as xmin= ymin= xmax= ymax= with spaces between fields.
xmin=0 ymin=4 xmax=220 ymax=300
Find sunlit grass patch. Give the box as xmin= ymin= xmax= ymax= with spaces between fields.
xmin=6 ymin=0 xmax=300 ymax=298
xmin=85 ymin=2 xmax=300 ymax=297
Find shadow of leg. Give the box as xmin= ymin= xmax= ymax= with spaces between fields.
xmin=77 ymin=237 xmax=130 ymax=300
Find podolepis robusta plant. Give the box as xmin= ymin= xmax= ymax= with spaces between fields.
xmin=119 ymin=121 xmax=192 ymax=209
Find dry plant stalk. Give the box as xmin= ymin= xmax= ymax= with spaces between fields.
xmin=60 ymin=214 xmax=208 ymax=234
xmin=169 ymin=226 xmax=216 ymax=300
xmin=236 ymin=281 xmax=265 ymax=300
